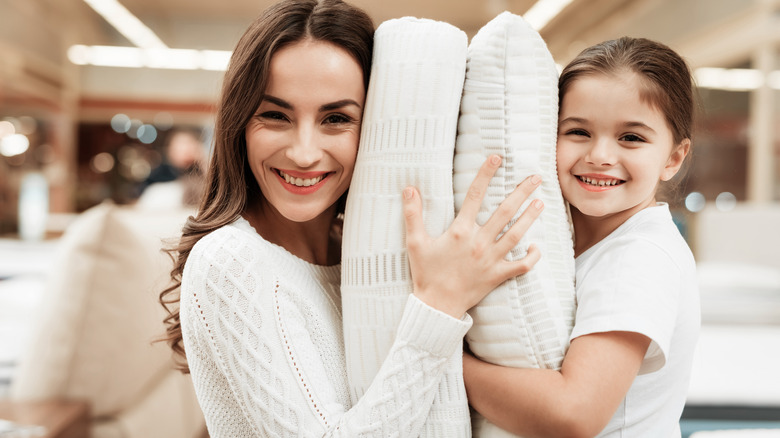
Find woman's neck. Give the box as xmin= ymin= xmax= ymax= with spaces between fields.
xmin=245 ymin=201 xmax=340 ymax=266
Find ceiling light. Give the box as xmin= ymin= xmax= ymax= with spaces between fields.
xmin=694 ymin=67 xmax=780 ymax=91
xmin=67 ymin=45 xmax=232 ymax=70
xmin=524 ymin=0 xmax=575 ymax=30
xmin=83 ymin=0 xmax=167 ymax=49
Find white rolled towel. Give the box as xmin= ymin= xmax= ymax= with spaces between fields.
xmin=341 ymin=17 xmax=471 ymax=437
xmin=453 ymin=12 xmax=577 ymax=437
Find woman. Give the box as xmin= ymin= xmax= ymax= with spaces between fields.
xmin=159 ymin=0 xmax=543 ymax=435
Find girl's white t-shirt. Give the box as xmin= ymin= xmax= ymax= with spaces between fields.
xmin=570 ymin=203 xmax=700 ymax=437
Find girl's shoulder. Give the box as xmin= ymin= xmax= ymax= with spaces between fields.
xmin=579 ymin=205 xmax=695 ymax=275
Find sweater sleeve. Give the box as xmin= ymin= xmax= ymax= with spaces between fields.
xmin=180 ymin=228 xmax=472 ymax=437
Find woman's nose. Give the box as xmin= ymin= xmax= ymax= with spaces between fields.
xmin=286 ymin=127 xmax=323 ymax=167
xmin=585 ymin=137 xmax=616 ymax=166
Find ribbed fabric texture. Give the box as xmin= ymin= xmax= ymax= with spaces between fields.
xmin=180 ymin=218 xmax=473 ymax=437
xmin=452 ymin=12 xmax=577 ymax=437
xmin=341 ymin=17 xmax=471 ymax=437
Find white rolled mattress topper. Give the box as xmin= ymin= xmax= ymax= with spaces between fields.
xmin=454 ymin=11 xmax=576 ymax=437
xmin=341 ymin=17 xmax=472 ymax=436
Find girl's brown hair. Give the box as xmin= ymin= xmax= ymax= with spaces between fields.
xmin=559 ymin=36 xmax=694 ymax=146
xmin=159 ymin=0 xmax=374 ymax=372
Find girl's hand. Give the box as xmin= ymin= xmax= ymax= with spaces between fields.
xmin=402 ymin=155 xmax=543 ymax=318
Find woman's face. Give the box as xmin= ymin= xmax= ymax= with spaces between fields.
xmin=246 ymin=39 xmax=365 ymax=223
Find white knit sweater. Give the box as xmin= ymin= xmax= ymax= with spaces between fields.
xmin=180 ymin=217 xmax=472 ymax=437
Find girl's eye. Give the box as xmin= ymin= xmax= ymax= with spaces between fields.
xmin=324 ymin=113 xmax=353 ymax=125
xmin=620 ymin=133 xmax=645 ymax=142
xmin=566 ymin=128 xmax=589 ymax=137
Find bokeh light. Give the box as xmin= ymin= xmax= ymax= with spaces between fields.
xmin=715 ymin=192 xmax=737 ymax=212
xmin=126 ymin=119 xmax=143 ymax=139
xmin=0 ymin=133 xmax=30 ymax=157
xmin=684 ymin=192 xmax=706 ymax=213
xmin=0 ymin=120 xmax=16 ymax=138
xmin=153 ymin=112 xmax=174 ymax=130
xmin=111 ymin=114 xmax=132 ymax=133
xmin=90 ymin=152 xmax=115 ymax=173
xmin=137 ymin=124 xmax=158 ymax=144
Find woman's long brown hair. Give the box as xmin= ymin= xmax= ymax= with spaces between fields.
xmin=159 ymin=0 xmax=373 ymax=372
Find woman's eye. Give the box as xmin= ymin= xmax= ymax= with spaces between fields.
xmin=259 ymin=111 xmax=288 ymax=122
xmin=324 ymin=113 xmax=353 ymax=125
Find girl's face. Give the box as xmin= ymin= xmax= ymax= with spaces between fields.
xmin=556 ymin=71 xmax=688 ymax=225
xmin=246 ymin=39 xmax=365 ymax=223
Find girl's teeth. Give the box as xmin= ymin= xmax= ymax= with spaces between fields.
xmin=580 ymin=176 xmax=621 ymax=186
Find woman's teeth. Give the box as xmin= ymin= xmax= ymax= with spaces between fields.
xmin=279 ymin=170 xmax=325 ymax=187
xmin=578 ymin=176 xmax=623 ymax=187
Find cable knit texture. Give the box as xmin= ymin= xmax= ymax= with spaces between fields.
xmin=180 ymin=217 xmax=472 ymax=437
xmin=452 ymin=12 xmax=576 ymax=437
xmin=341 ymin=17 xmax=471 ymax=437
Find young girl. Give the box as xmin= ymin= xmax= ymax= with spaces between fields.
xmin=463 ymin=36 xmax=700 ymax=437
xmin=158 ymin=0 xmax=543 ymax=436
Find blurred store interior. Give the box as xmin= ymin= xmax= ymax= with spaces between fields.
xmin=0 ymin=0 xmax=779 ymax=436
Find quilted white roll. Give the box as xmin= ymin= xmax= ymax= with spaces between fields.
xmin=341 ymin=18 xmax=470 ymax=436
xmin=453 ymin=12 xmax=576 ymax=437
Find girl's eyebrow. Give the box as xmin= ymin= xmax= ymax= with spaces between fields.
xmin=559 ymin=116 xmax=588 ymax=125
xmin=622 ymin=121 xmax=656 ymax=133
xmin=261 ymin=95 xmax=361 ymax=112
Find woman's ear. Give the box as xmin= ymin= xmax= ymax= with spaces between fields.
xmin=661 ymin=138 xmax=690 ymax=181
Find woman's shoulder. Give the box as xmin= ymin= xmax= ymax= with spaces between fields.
xmin=190 ymin=216 xmax=267 ymax=258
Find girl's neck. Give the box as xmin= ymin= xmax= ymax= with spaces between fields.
xmin=570 ymin=201 xmax=657 ymax=257
xmin=245 ymin=201 xmax=340 ymax=266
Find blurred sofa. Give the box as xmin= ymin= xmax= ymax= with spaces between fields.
xmin=691 ymin=202 xmax=780 ymax=325
xmin=9 ymin=202 xmax=206 ymax=437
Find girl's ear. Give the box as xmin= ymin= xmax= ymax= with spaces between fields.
xmin=661 ymin=138 xmax=690 ymax=181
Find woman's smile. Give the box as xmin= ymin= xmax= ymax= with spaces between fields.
xmin=274 ymin=168 xmax=333 ymax=193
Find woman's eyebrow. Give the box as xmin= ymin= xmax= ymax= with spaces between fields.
xmin=319 ymin=99 xmax=362 ymax=112
xmin=261 ymin=95 xmax=292 ymax=110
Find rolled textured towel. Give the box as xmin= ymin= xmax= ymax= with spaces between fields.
xmin=341 ymin=17 xmax=470 ymax=436
xmin=453 ymin=12 xmax=576 ymax=437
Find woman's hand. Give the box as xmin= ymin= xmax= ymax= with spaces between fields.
xmin=402 ymin=155 xmax=543 ymax=318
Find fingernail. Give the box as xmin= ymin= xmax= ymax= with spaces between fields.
xmin=532 ymin=199 xmax=543 ymax=210
xmin=531 ymin=175 xmax=542 ymax=185
xmin=403 ymin=187 xmax=414 ymax=200
xmin=490 ymin=155 xmax=501 ymax=165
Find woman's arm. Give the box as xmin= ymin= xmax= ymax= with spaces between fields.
xmin=182 ymin=156 xmax=545 ymax=437
xmin=463 ymin=331 xmax=650 ymax=438
xmin=402 ymin=155 xmax=543 ymax=319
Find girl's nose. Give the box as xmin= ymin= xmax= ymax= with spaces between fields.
xmin=286 ymin=127 xmax=323 ymax=168
xmin=585 ymin=137 xmax=617 ymax=166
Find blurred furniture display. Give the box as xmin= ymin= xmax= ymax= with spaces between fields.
xmin=0 ymin=399 xmax=89 ymax=438
xmin=681 ymin=203 xmax=780 ymax=436
xmin=7 ymin=202 xmax=205 ymax=438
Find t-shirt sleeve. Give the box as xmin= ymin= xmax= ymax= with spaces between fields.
xmin=570 ymin=237 xmax=682 ymax=374
xmin=180 ymin=229 xmax=472 ymax=437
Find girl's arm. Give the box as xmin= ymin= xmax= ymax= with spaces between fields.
xmin=464 ymin=331 xmax=650 ymax=438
